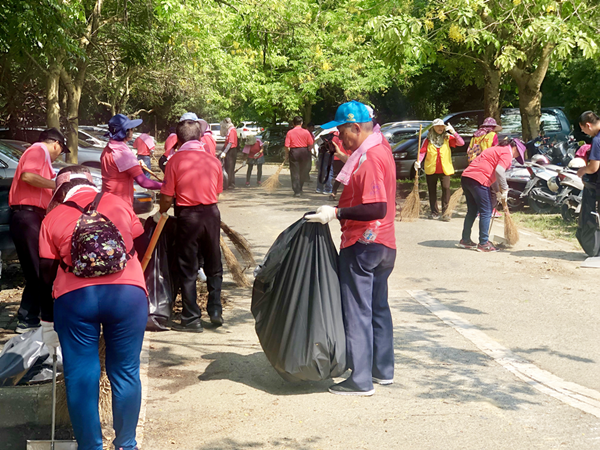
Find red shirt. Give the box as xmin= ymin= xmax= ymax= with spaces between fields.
xmin=225 ymin=127 xmax=238 ymax=148
xmin=462 ymin=145 xmax=513 ymax=187
xmin=164 ymin=133 xmax=178 ymax=158
xmin=9 ymin=143 xmax=55 ymax=208
xmin=100 ymin=150 xmax=143 ymax=207
xmin=38 ymin=189 xmax=147 ymax=299
xmin=247 ymin=140 xmax=263 ymax=158
xmin=201 ymin=133 xmax=217 ymax=157
xmin=161 ymin=149 xmax=223 ymax=206
xmin=338 ymin=143 xmax=397 ymax=250
xmin=133 ymin=137 xmax=151 ymax=156
xmin=285 ymin=126 xmax=314 ymax=148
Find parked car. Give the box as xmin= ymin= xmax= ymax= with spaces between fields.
xmin=0 ymin=139 xmax=155 ymax=260
xmin=392 ymin=107 xmax=572 ymax=179
xmin=380 ymin=121 xmax=431 ymax=145
xmin=209 ymin=123 xmax=226 ymax=143
xmin=238 ymin=121 xmax=262 ymax=140
xmin=257 ymin=125 xmax=291 ymax=160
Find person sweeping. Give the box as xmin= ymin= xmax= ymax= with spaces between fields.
xmin=413 ymin=119 xmax=464 ymax=221
xmin=458 ymin=137 xmax=526 ymax=252
xmin=242 ymin=135 xmax=265 ymax=186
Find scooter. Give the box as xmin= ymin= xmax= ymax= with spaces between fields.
xmin=558 ymin=158 xmax=587 ymax=223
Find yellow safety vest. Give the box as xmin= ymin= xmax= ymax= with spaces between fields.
xmin=424 ymin=139 xmax=454 ymax=176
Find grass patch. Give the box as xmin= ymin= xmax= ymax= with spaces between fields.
xmin=511 ymin=211 xmax=578 ymax=242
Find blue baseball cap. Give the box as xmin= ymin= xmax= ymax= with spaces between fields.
xmin=107 ymin=114 xmax=142 ymax=141
xmin=179 ymin=112 xmax=208 ymax=134
xmin=320 ymin=101 xmax=372 ymax=129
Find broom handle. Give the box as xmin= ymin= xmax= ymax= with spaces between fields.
xmin=141 ymin=213 xmax=168 ymax=271
xmin=51 ymin=352 xmax=57 ymax=448
xmin=414 ymin=124 xmax=423 ymax=187
xmin=140 ymin=161 xmax=164 ymax=182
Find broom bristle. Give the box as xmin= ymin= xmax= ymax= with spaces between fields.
xmin=220 ymin=236 xmax=252 ymax=287
xmin=220 ymin=221 xmax=256 ymax=268
xmin=400 ymin=176 xmax=421 ymax=222
xmin=262 ymin=162 xmax=285 ymax=193
xmin=502 ymin=201 xmax=519 ymax=245
xmin=442 ymin=187 xmax=463 ymax=220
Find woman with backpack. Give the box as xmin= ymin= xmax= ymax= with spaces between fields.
xmin=414 ymin=119 xmax=464 ymax=220
xmin=39 ymin=165 xmax=149 ymax=450
xmin=467 ymin=117 xmax=502 ymax=163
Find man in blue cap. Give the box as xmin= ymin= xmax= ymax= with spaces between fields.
xmin=306 ymin=101 xmax=397 ymax=396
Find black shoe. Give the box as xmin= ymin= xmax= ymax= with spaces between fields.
xmin=328 ymin=379 xmax=375 ymax=396
xmin=172 ymin=321 xmax=203 ymax=333
xmin=209 ymin=311 xmax=224 ymax=327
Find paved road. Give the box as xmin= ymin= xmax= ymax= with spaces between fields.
xmin=140 ymin=165 xmax=600 ymax=449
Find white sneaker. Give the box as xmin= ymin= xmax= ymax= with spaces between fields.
xmin=197 ymin=268 xmax=207 ymax=282
xmin=372 ymin=377 xmax=393 ymax=385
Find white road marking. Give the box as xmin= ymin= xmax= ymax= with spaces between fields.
xmin=135 ymin=336 xmax=151 ymax=447
xmin=406 ymin=289 xmax=600 ymax=419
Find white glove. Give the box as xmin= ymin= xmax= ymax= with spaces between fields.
xmin=219 ymin=152 xmax=226 ymax=159
xmin=41 ymin=321 xmax=60 ymax=356
xmin=414 ymin=160 xmax=421 ymax=170
xmin=153 ymin=211 xmax=166 ymax=223
xmin=445 ymin=124 xmax=456 ymax=135
xmin=498 ymin=190 xmax=508 ymax=202
xmin=306 ymin=206 xmax=337 ymax=224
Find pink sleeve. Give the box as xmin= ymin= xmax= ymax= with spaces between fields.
xmin=306 ymin=131 xmax=314 ymax=146
xmin=216 ymin=162 xmax=223 ymax=193
xmin=39 ymin=219 xmax=59 ymax=260
xmin=125 ymin=165 xmax=144 ymax=178
xmin=22 ymin=147 xmax=46 ymax=175
xmin=284 ymin=132 xmax=291 ymax=148
xmin=161 ymin=161 xmax=176 ymax=197
xmin=449 ymin=134 xmax=464 ymax=147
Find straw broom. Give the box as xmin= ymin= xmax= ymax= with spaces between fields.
xmin=501 ymin=198 xmax=519 ymax=245
xmin=262 ymin=157 xmax=288 ymax=193
xmin=220 ymin=236 xmax=252 ymax=287
xmin=400 ymin=125 xmax=423 ymax=222
xmin=220 ymin=221 xmax=255 ymax=268
xmin=441 ymin=187 xmax=464 ymax=221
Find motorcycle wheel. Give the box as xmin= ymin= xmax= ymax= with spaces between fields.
xmin=527 ymin=195 xmax=555 ymax=214
xmin=560 ymin=203 xmax=578 ymax=224
xmin=506 ymin=196 xmax=524 ymax=211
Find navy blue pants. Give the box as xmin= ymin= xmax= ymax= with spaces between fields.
xmin=55 ymin=285 xmax=148 ymax=450
xmin=339 ymin=242 xmax=396 ymax=391
xmin=461 ymin=176 xmax=493 ymax=245
xmin=137 ymin=155 xmax=151 ymax=179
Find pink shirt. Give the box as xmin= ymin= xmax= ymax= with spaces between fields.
xmin=39 ymin=189 xmax=147 ymax=299
xmin=201 ymin=133 xmax=217 ymax=156
xmin=462 ymin=145 xmax=513 ymax=187
xmin=224 ymin=127 xmax=238 ymax=148
xmin=101 ymin=149 xmax=143 ymax=207
xmin=285 ymin=126 xmax=314 ymax=148
xmin=133 ymin=134 xmax=154 ymax=156
xmin=9 ymin=143 xmax=55 ymax=208
xmin=338 ymin=143 xmax=397 ymax=250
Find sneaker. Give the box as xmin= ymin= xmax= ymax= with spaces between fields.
xmin=457 ymin=239 xmax=477 ymax=249
xmin=315 ymin=189 xmax=323 ymax=194
xmin=430 ymin=213 xmax=440 ymax=220
xmin=372 ymin=377 xmax=394 ymax=385
xmin=197 ymin=268 xmax=207 ymax=282
xmin=477 ymin=242 xmax=498 ymax=252
xmin=329 ymin=194 xmax=336 ymax=201
xmin=257 ymin=181 xmax=262 ymax=186
xmin=440 ymin=215 xmax=451 ymax=222
xmin=492 ymin=209 xmax=503 ymax=218
xmin=293 ymin=192 xmax=301 ymax=198
xmin=245 ymin=182 xmax=250 ymax=187
xmin=328 ymin=379 xmax=375 ymax=396
xmin=15 ymin=321 xmax=41 ymax=334
xmin=323 ymin=191 xmax=333 ymax=195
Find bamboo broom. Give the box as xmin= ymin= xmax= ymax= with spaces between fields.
xmin=139 ymin=160 xmax=164 ymax=182
xmin=400 ymin=125 xmax=423 ymax=222
xmin=261 ymin=157 xmax=287 ymax=193
xmin=220 ymin=236 xmax=252 ymax=287
xmin=441 ymin=187 xmax=464 ymax=221
xmin=501 ymin=198 xmax=519 ymax=245
xmin=220 ymin=221 xmax=255 ymax=268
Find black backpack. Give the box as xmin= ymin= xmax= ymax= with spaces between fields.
xmin=61 ymin=192 xmax=134 ymax=277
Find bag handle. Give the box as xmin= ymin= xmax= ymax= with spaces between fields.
xmin=63 ymin=191 xmax=104 ymax=213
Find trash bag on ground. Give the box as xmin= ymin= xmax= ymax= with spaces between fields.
xmin=143 ymin=217 xmax=179 ymax=331
xmin=251 ymin=217 xmax=346 ymax=382
xmin=0 ymin=327 xmax=63 ymax=386
xmin=577 ymin=184 xmax=600 ymax=257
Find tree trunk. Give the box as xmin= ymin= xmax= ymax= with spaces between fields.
xmin=516 ymin=83 xmax=542 ymax=142
xmin=60 ymin=68 xmax=85 ymax=163
xmin=46 ymin=61 xmax=61 ymax=129
xmin=482 ymin=65 xmax=501 ymax=123
xmin=303 ymin=102 xmax=312 ymax=125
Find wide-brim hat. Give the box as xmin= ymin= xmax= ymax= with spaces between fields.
xmin=482 ymin=117 xmax=503 ymax=132
xmin=179 ymin=113 xmax=209 ymax=135
xmin=39 ymin=128 xmax=69 ymax=154
xmin=512 ymin=138 xmax=527 ymax=164
xmin=431 ymin=118 xmax=445 ymax=127
xmin=108 ymin=114 xmax=142 ymax=140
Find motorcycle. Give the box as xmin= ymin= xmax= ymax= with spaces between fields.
xmin=527 ymin=135 xmax=578 ymax=167
xmin=558 ymin=158 xmax=587 ymax=223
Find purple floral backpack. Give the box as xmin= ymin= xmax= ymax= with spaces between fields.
xmin=61 ymin=192 xmax=134 ymax=278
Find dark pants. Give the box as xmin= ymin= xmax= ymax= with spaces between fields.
xmin=303 ymin=150 xmax=312 ymax=183
xmin=289 ymin=147 xmax=309 ymax=195
xmin=331 ymin=160 xmax=345 ymax=196
xmin=137 ymin=155 xmax=151 ymax=179
xmin=339 ymin=242 xmax=396 ymax=391
xmin=426 ymin=173 xmax=451 ymax=215
xmin=316 ymin=151 xmax=334 ymax=194
xmin=55 ymin=284 xmax=148 ymax=450
xmin=10 ymin=208 xmax=48 ymax=326
xmin=225 ymin=147 xmax=238 ymax=188
xmin=246 ymin=162 xmax=263 ymax=183
xmin=462 ymin=176 xmax=493 ymax=245
xmin=175 ymin=204 xmax=223 ymax=325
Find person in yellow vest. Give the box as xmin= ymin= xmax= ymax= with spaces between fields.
xmin=414 ymin=119 xmax=464 ymax=220
xmin=467 ymin=117 xmax=502 ymax=163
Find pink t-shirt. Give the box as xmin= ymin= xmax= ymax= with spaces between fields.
xmin=161 ymin=149 xmax=223 ymax=206
xmin=285 ymin=126 xmax=314 ymax=148
xmin=338 ymin=143 xmax=397 ymax=250
xmin=9 ymin=143 xmax=55 ymax=208
xmin=101 ymin=149 xmax=143 ymax=207
xmin=462 ymin=145 xmax=513 ymax=187
xmin=164 ymin=133 xmax=178 ymax=158
xmin=201 ymin=133 xmax=217 ymax=156
xmin=133 ymin=135 xmax=154 ymax=156
xmin=39 ymin=189 xmax=147 ymax=299
xmin=224 ymin=127 xmax=238 ymax=148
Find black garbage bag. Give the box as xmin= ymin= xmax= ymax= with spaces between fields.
xmin=0 ymin=327 xmax=62 ymax=386
xmin=251 ymin=217 xmax=346 ymax=382
xmin=143 ymin=217 xmax=179 ymax=331
xmin=577 ymin=185 xmax=600 ymax=257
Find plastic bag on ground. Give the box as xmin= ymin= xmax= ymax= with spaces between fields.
xmin=143 ymin=217 xmax=179 ymax=331
xmin=0 ymin=327 xmax=62 ymax=386
xmin=251 ymin=217 xmax=346 ymax=382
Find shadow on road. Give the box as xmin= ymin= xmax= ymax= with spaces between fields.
xmin=417 ymin=240 xmax=460 ymax=249
xmin=197 ymin=436 xmax=322 ymax=450
xmin=509 ymin=249 xmax=586 ymax=261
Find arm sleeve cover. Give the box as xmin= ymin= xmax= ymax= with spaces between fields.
xmin=337 ymin=202 xmax=387 ymax=221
